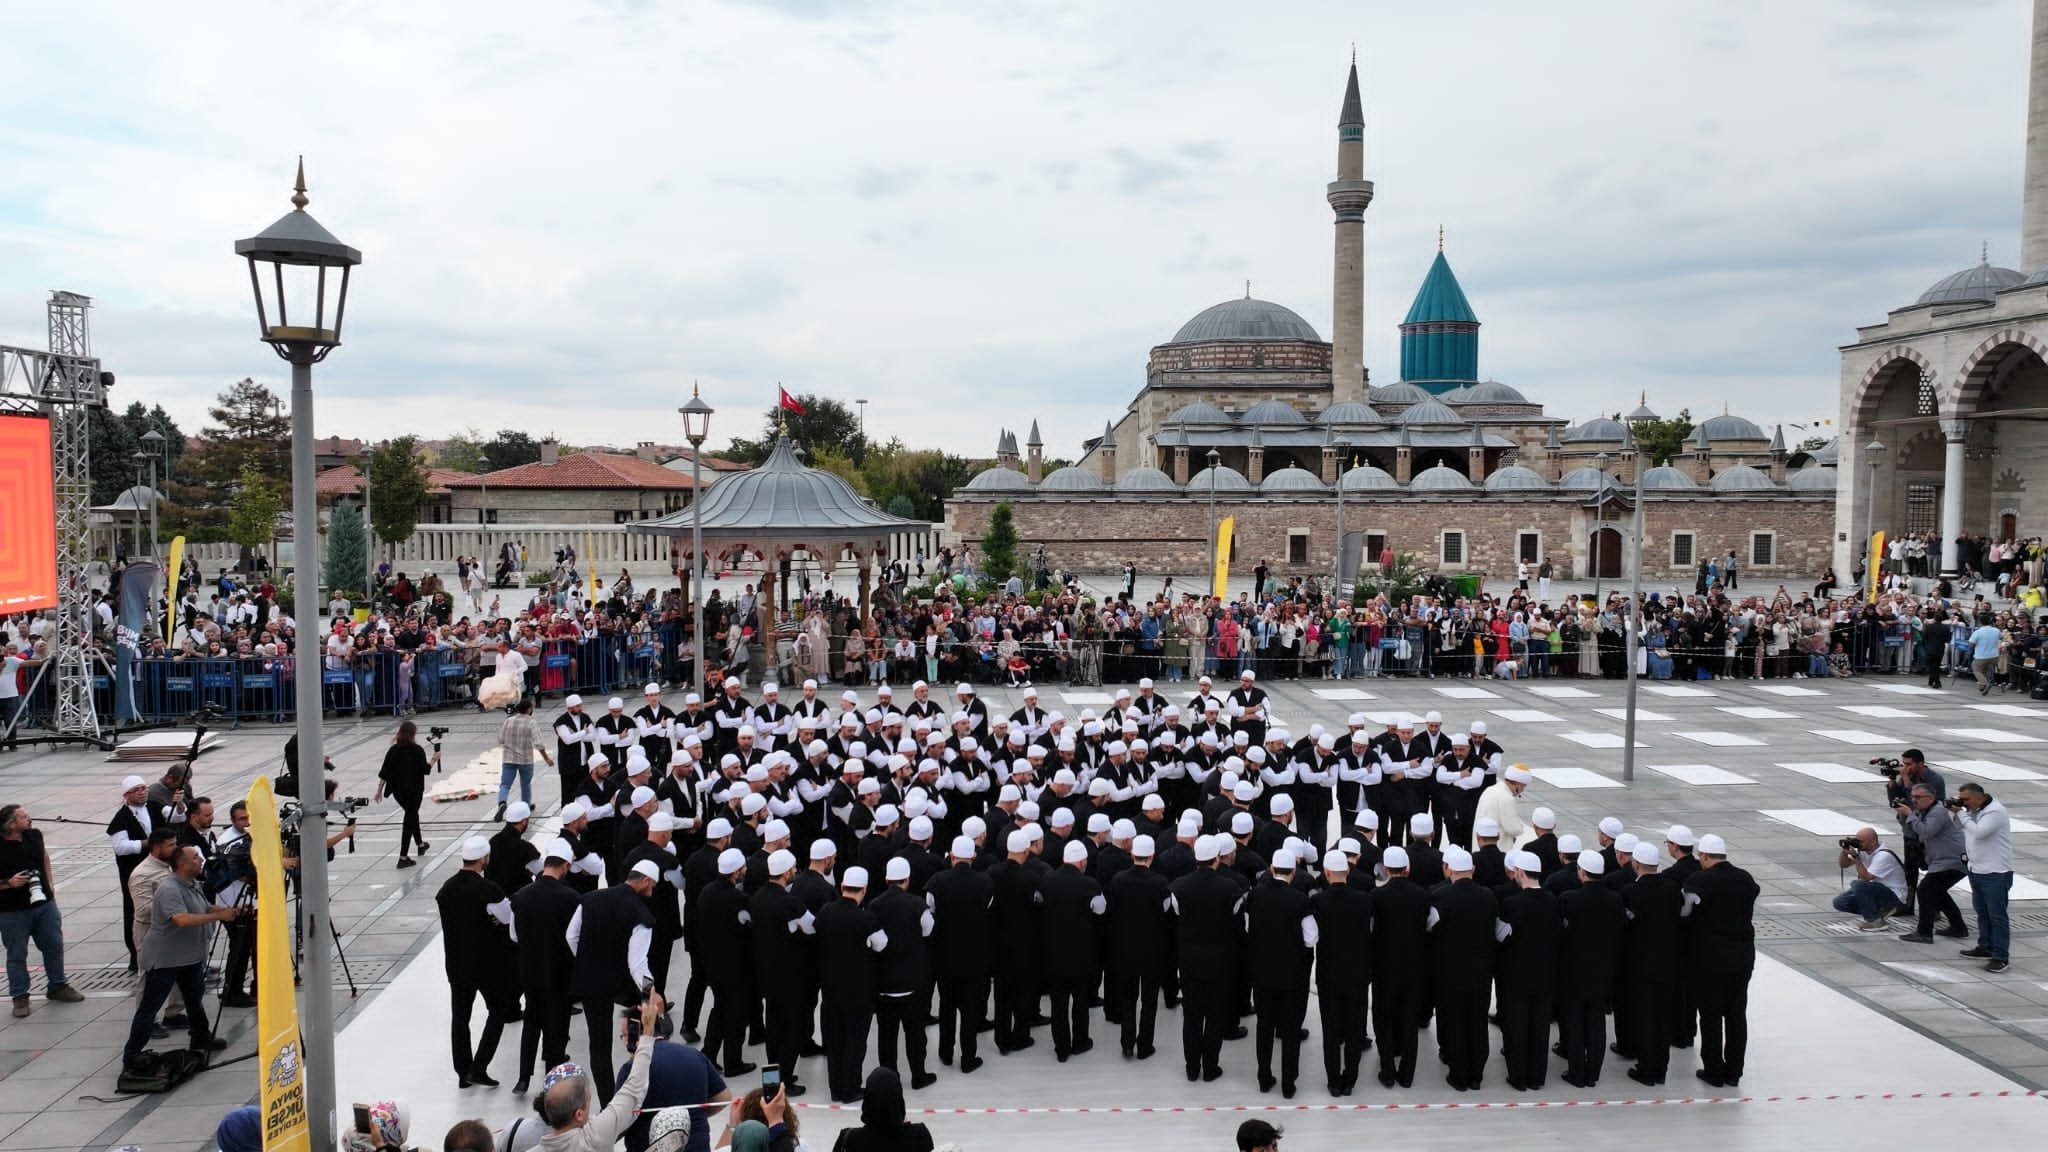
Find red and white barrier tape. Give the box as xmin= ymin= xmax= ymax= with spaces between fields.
xmin=649 ymin=1089 xmax=2045 ymax=1116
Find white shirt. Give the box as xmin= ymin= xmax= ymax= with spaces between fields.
xmin=1858 ymin=846 xmax=1909 ymax=902
xmin=1959 ymin=799 xmax=2014 ymax=874
xmin=0 ymin=653 xmax=20 ymax=701
xmin=498 ymin=648 xmax=529 ymax=681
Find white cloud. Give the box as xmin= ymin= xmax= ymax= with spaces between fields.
xmin=0 ymin=0 xmax=2031 ymax=457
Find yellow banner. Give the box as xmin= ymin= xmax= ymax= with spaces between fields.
xmin=1212 ymin=517 xmax=1235 ymax=599
xmin=247 ymin=777 xmax=310 ymax=1152
xmin=163 ymin=535 xmax=186 ymax=643
xmin=1868 ymin=530 xmax=1886 ymax=603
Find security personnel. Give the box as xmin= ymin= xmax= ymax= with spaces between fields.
xmin=1427 ymin=845 xmax=1496 ymax=1092
xmin=1370 ymin=845 xmax=1429 ymax=1089
xmin=1682 ymin=833 xmax=1758 ymax=1089
xmin=923 ymin=837 xmax=994 ymax=1073
xmin=696 ymin=848 xmax=757 ymax=1076
xmin=1495 ymin=850 xmax=1561 ymax=1092
xmin=816 ymin=866 xmax=886 ymax=1103
xmin=1557 ymin=851 xmax=1625 ymax=1088
xmin=1620 ymin=840 xmax=1684 ymax=1086
xmin=553 ymin=695 xmax=596 ymax=806
xmin=1106 ymin=834 xmax=1173 ymax=1060
xmin=870 ymin=856 xmax=938 ymax=1089
xmin=1040 ymin=839 xmax=1106 ymax=1062
xmin=1246 ymin=849 xmax=1315 ymax=1098
xmin=568 ymin=858 xmax=657 ymax=1103
xmin=485 ymin=803 xmax=539 ymax=898
xmin=988 ymin=829 xmax=1047 ymax=1053
xmin=509 ymin=838 xmax=582 ymax=1096
xmin=750 ymin=848 xmax=815 ymax=1096
xmin=436 ymin=836 xmax=518 ymax=1089
xmin=1168 ymin=834 xmax=1247 ymax=1084
xmin=625 ymin=813 xmax=685 ymax=996
xmin=1309 ymin=849 xmax=1373 ymax=1096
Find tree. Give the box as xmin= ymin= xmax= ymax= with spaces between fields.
xmin=1631 ymin=409 xmax=1695 ymax=467
xmin=981 ymin=501 xmax=1019 ymax=586
xmin=885 ymin=495 xmax=916 ymax=518
xmin=324 ymin=502 xmax=367 ymax=596
xmin=725 ymin=393 xmax=867 ymax=466
xmin=165 ymin=378 xmax=290 ymax=542
xmin=436 ymin=429 xmax=486 ymax=473
xmin=87 ymin=402 xmax=187 ymax=507
xmin=226 ymin=463 xmax=283 ymax=560
xmin=366 ymin=436 xmax=432 ymax=544
xmin=480 ymin=430 xmax=543 ymax=469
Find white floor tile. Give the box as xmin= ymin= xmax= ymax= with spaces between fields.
xmin=1953 ymin=874 xmax=2048 ymax=901
xmin=1719 ymin=706 xmax=1800 ymax=720
xmin=1934 ymin=759 xmax=2048 ymax=782
xmin=1753 ymin=684 xmax=1828 ymax=696
xmin=1643 ymin=685 xmax=1716 ymax=697
xmin=1529 ymin=766 xmax=1622 ymax=789
xmin=1776 ymin=761 xmax=1878 ymax=783
xmin=1311 ymin=687 xmax=1375 ymax=700
xmin=1876 ymin=683 xmax=1948 ymax=695
xmin=1940 ymin=727 xmax=2043 ymax=744
xmin=1558 ymin=731 xmax=1647 ymax=749
xmin=1431 ymin=685 xmax=1501 ymax=700
xmin=2010 ymin=817 xmax=2047 ymax=833
xmin=1060 ymin=691 xmax=1114 ymax=705
xmin=1672 ymin=731 xmax=1767 ymax=747
xmin=1760 ymin=808 xmax=1867 ymax=835
xmin=1594 ymin=706 xmax=1673 ymax=721
xmin=1525 ymin=685 xmax=1597 ymax=698
xmin=1836 ymin=705 xmax=1924 ymax=719
xmin=1489 ymin=708 xmax=1563 ymax=724
xmin=1811 ymin=729 xmax=1901 ymax=746
xmin=1966 ymin=703 xmax=2043 ymax=718
xmin=1646 ymin=763 xmax=1757 ymax=785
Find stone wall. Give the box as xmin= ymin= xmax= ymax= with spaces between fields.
xmin=447 ymin=487 xmax=684 ymax=526
xmin=945 ymin=493 xmax=1837 ymax=583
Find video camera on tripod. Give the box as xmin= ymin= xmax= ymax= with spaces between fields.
xmin=427 ymin=725 xmax=450 ymax=771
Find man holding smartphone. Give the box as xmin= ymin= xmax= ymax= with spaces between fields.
xmin=616 ymin=1000 xmax=729 ymax=1152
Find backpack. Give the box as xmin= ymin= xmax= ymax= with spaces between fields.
xmin=117 ymin=1047 xmax=208 ymax=1094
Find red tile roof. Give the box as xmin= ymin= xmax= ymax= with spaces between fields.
xmin=446 ymin=452 xmax=698 ymax=491
xmin=315 ymin=465 xmax=473 ymax=496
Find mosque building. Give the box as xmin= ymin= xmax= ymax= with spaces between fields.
xmin=946 ymin=58 xmax=1836 ymax=584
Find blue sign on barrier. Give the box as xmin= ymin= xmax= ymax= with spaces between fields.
xmin=441 ymin=663 xmax=468 ymax=677
xmin=323 ymin=669 xmax=354 ymax=685
xmin=202 ymin=673 xmax=234 ymax=689
xmin=93 ymin=676 xmax=110 ymax=689
xmin=544 ymin=654 xmax=572 ymax=669
xmin=635 ymin=646 xmax=656 ymax=659
xmin=244 ymin=674 xmax=275 ymax=689
xmin=166 ymin=677 xmax=194 ymax=692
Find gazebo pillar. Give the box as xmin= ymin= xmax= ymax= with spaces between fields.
xmin=859 ymin=550 xmax=874 ymax=621
xmin=759 ymin=559 xmax=778 ymax=652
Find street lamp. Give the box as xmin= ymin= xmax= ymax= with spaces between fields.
xmin=130 ymin=451 xmax=151 ymax=559
xmin=1592 ymin=451 xmax=1610 ymax=604
xmin=234 ymin=157 xmax=359 ymax=1152
xmin=1621 ymin=453 xmax=1644 ymax=783
xmin=1863 ymin=439 xmax=1886 ymax=593
xmin=139 ymin=428 xmax=165 ymax=563
xmin=1206 ymin=448 xmax=1222 ymax=595
xmin=680 ymin=386 xmax=714 ymax=701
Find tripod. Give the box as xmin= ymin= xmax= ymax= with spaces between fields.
xmin=283 ymin=860 xmax=362 ymax=1000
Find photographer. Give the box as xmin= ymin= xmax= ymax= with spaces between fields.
xmin=1879 ymin=749 xmax=1944 ymax=910
xmin=1893 ymin=785 xmax=1969 ymax=943
xmin=1954 ymin=783 xmax=2014 ymax=972
xmin=376 ymin=720 xmax=439 ymax=868
xmin=1830 ymin=828 xmax=1907 ymax=931
xmin=214 ymin=803 xmax=258 ymax=1008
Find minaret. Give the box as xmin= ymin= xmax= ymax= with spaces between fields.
xmin=1026 ymin=419 xmax=1044 ymax=483
xmin=2024 ymin=0 xmax=2048 ymax=272
xmin=1327 ymin=53 xmax=1374 ymax=405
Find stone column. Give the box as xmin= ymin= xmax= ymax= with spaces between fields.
xmin=1100 ymin=438 xmax=1117 ymax=485
xmin=1320 ymin=445 xmax=1338 ymax=484
xmin=1940 ymin=418 xmax=1973 ymax=575
xmin=1172 ymin=445 xmax=1189 ymax=485
xmin=1466 ymin=445 xmax=1486 ymax=483
xmin=1247 ymin=444 xmax=1265 ymax=485
xmin=2025 ymin=0 xmax=2048 ymax=273
xmin=858 ymin=554 xmax=873 ymax=621
xmin=1394 ymin=444 xmax=1412 ymax=484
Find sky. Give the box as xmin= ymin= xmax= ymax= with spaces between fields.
xmin=0 ymin=0 xmax=2034 ymax=458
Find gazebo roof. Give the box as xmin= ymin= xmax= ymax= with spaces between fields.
xmin=629 ymin=435 xmax=923 ymax=544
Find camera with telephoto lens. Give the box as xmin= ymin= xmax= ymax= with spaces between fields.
xmin=1838 ymin=837 xmax=1861 ymax=851
xmin=1869 ymin=756 xmax=1902 ymax=779
xmin=1944 ymin=797 xmax=1967 ymax=811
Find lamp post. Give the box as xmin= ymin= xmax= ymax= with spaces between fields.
xmin=1329 ymin=434 xmax=1347 ymax=601
xmin=140 ymin=427 xmax=166 ymax=560
xmin=1621 ymin=457 xmax=1644 ymax=783
xmin=129 ymin=452 xmax=152 ymax=559
xmin=1206 ymin=448 xmax=1222 ymax=595
xmin=680 ymin=386 xmax=714 ymax=701
xmin=1592 ymin=451 xmax=1610 ymax=604
xmin=234 ymin=158 xmax=359 ymax=1152
xmin=1863 ymin=439 xmax=1886 ymax=592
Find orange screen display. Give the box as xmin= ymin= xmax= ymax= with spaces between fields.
xmin=0 ymin=414 xmax=57 ymax=613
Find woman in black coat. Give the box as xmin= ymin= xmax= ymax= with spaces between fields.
xmin=830 ymin=1069 xmax=934 ymax=1152
xmin=373 ymin=719 xmax=436 ymax=867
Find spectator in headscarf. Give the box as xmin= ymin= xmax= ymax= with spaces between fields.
xmin=829 ymin=1068 xmax=934 ymax=1152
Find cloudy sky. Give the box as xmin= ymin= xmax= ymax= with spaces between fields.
xmin=0 ymin=0 xmax=2032 ymax=457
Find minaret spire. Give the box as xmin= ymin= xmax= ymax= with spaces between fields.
xmin=1327 ymin=52 xmax=1374 ymax=406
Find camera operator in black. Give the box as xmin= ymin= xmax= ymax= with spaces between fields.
xmin=374 ymin=721 xmax=436 ymax=868
xmin=1881 ymin=750 xmax=1945 ymax=913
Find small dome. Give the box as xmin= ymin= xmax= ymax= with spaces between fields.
xmin=1564 ymin=417 xmax=1628 ymax=443
xmin=964 ymin=466 xmax=1032 ymax=492
xmin=1626 ymin=401 xmax=1659 ymax=422
xmin=1165 ymin=401 xmax=1234 ymax=426
xmin=1169 ymin=297 xmax=1321 ymax=343
xmin=1040 ymin=466 xmax=1106 ymax=493
xmin=1369 ymin=381 xmax=1430 ymax=406
xmin=1483 ymin=465 xmax=1551 ymax=492
xmin=1699 ymin=413 xmax=1767 ymax=442
xmin=1435 ymin=385 xmax=1473 ymax=404
xmin=1411 ymin=463 xmax=1474 ymax=491
xmin=1115 ymin=466 xmax=1179 ymax=492
xmin=1640 ymin=466 xmax=1699 ymax=490
xmin=1917 ymin=260 xmax=2024 ymax=306
xmin=1241 ymin=400 xmax=1307 ymax=425
xmin=1260 ymin=465 xmax=1328 ymax=493
xmin=1558 ymin=466 xmax=1619 ymax=491
xmin=1338 ymin=464 xmax=1400 ymax=492
xmin=1709 ymin=464 xmax=1777 ymax=492
xmin=1788 ymin=464 xmax=1838 ymax=492
xmin=1399 ymin=400 xmax=1466 ymax=426
xmin=1805 ymin=437 xmax=1840 ymax=467
xmin=1186 ymin=464 xmax=1253 ymax=492
xmin=1461 ymin=380 xmax=1528 ymax=405
xmin=1318 ymin=401 xmax=1381 ymax=425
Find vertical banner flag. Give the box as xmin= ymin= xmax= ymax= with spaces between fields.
xmin=163 ymin=536 xmax=187 ymax=642
xmin=246 ymin=777 xmax=310 ymax=1152
xmin=1212 ymin=516 xmax=1236 ymax=599
xmin=1868 ymin=531 xmax=1886 ymax=603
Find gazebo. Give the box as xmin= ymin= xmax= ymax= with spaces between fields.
xmin=627 ymin=435 xmax=927 ymax=632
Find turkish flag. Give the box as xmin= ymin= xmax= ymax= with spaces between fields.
xmin=778 ymin=387 xmax=807 ymax=416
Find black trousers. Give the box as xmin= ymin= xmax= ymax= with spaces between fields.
xmin=1694 ymin=971 xmax=1750 ymax=1083
xmin=583 ymin=1000 xmax=619 ymax=1103
xmin=124 ymin=963 xmax=211 ymax=1061
xmin=703 ymin=977 xmax=753 ymax=1071
xmin=1252 ymin=987 xmax=1306 ymax=1088
xmin=1557 ymin=991 xmax=1606 ymax=1083
xmin=1111 ymin=969 xmax=1160 ymax=1055
xmin=993 ymin=964 xmax=1038 ymax=1050
xmin=516 ymin=981 xmax=572 ymax=1085
xmin=1179 ymin=972 xmax=1233 ymax=1076
xmin=763 ymin=993 xmax=809 ymax=1086
xmin=1671 ymin=970 xmax=1696 ymax=1048
xmin=449 ymin=979 xmax=512 ymax=1080
xmin=821 ymin=998 xmax=873 ymax=1101
xmin=1047 ymin=973 xmax=1094 ymax=1058
xmin=397 ymin=799 xmax=425 ymax=857
xmin=875 ymin=990 xmax=930 ymax=1077
xmin=649 ymin=925 xmax=678 ymax=998
xmin=118 ymin=866 xmax=139 ymax=966
xmin=221 ymin=918 xmax=255 ymax=997
xmin=936 ymin=974 xmax=989 ymax=1064
xmin=681 ymin=927 xmax=709 ymax=1031
xmin=1629 ymin=978 xmax=1675 ymax=1080
xmin=1436 ymin=979 xmax=1490 ymax=1086
xmin=1317 ymin=987 xmax=1367 ymax=1089
xmin=1373 ymin=977 xmax=1422 ymax=1084
xmin=1499 ymin=990 xmax=1553 ymax=1088
xmin=1916 ymin=868 xmax=1968 ymax=935
xmin=558 ymin=758 xmax=584 ymax=806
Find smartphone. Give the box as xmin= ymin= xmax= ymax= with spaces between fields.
xmin=761 ymin=1067 xmax=781 ymax=1097
xmin=353 ymin=1104 xmax=372 ymax=1135
xmin=625 ymin=1015 xmax=642 ymax=1049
